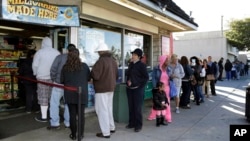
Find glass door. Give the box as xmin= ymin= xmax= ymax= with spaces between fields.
xmin=51 ymin=28 xmax=69 ymax=53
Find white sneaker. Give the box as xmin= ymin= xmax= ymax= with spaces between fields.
xmin=175 ymin=109 xmax=180 ymax=114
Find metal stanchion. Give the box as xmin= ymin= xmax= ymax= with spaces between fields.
xmin=77 ymin=87 xmax=82 ymax=141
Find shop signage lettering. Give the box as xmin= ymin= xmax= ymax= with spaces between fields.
xmin=1 ymin=0 xmax=80 ymax=26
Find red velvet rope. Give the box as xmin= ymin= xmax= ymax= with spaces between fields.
xmin=15 ymin=75 xmax=78 ymax=92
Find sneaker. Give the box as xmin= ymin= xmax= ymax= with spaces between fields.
xmin=147 ymin=117 xmax=156 ymax=120
xmin=35 ymin=117 xmax=47 ymax=122
xmin=26 ymin=111 xmax=32 ymax=114
xmin=175 ymin=109 xmax=180 ymax=114
xmin=47 ymin=125 xmax=60 ymax=130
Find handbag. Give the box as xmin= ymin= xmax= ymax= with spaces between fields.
xmin=169 ymin=80 xmax=177 ymax=98
xmin=190 ymin=75 xmax=197 ymax=85
xmin=206 ymin=74 xmax=215 ymax=81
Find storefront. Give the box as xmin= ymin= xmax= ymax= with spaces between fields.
xmin=0 ymin=0 xmax=81 ymax=111
xmin=77 ymin=0 xmax=198 ymax=82
xmin=77 ymin=0 xmax=198 ymax=121
xmin=0 ymin=0 xmax=198 ymax=112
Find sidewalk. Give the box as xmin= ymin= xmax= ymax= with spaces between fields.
xmin=1 ymin=76 xmax=250 ymax=141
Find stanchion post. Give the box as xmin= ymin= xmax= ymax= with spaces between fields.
xmin=10 ymin=71 xmax=15 ymax=107
xmin=77 ymin=86 xmax=82 ymax=141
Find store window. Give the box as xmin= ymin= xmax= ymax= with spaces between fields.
xmin=124 ymin=30 xmax=151 ymax=67
xmin=77 ymin=25 xmax=122 ymax=67
xmin=77 ymin=21 xmax=152 ymax=83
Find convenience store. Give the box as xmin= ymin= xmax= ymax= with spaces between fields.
xmin=0 ymin=0 xmax=198 ymax=112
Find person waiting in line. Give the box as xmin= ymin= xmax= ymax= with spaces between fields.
xmin=32 ymin=37 xmax=60 ymax=122
xmin=147 ymin=55 xmax=172 ymax=123
xmin=224 ymin=59 xmax=233 ymax=81
xmin=152 ymin=81 xmax=169 ymax=127
xmin=190 ymin=56 xmax=202 ymax=105
xmin=18 ymin=49 xmax=39 ymax=113
xmin=179 ymin=56 xmax=193 ymax=109
xmin=168 ymin=54 xmax=185 ymax=113
xmin=125 ymin=48 xmax=149 ymax=132
xmin=244 ymin=62 xmax=249 ymax=76
xmin=199 ymin=59 xmax=206 ymax=103
xmin=61 ymin=48 xmax=91 ymax=140
xmin=91 ymin=43 xmax=118 ymax=139
xmin=47 ymin=44 xmax=76 ymax=130
xmin=207 ymin=56 xmax=217 ymax=96
xmin=218 ymin=57 xmax=224 ymax=81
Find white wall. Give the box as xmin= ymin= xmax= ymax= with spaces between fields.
xmin=173 ymin=37 xmax=227 ymax=62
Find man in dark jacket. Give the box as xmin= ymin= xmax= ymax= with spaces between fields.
xmin=91 ymin=43 xmax=118 ymax=138
xmin=208 ymin=56 xmax=217 ymax=96
xmin=218 ymin=57 xmax=224 ymax=81
xmin=224 ymin=59 xmax=233 ymax=80
xmin=125 ymin=48 xmax=149 ymax=132
xmin=18 ymin=49 xmax=39 ymax=113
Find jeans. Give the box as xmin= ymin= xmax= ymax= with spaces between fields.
xmin=226 ymin=71 xmax=231 ymax=80
xmin=198 ymin=85 xmax=204 ymax=101
xmin=49 ymin=86 xmax=70 ymax=127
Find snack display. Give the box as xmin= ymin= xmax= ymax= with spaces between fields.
xmin=0 ymin=49 xmax=21 ymax=101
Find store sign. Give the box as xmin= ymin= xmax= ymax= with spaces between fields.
xmin=161 ymin=36 xmax=170 ymax=55
xmin=0 ymin=0 xmax=80 ymax=27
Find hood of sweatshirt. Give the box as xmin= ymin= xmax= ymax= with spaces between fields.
xmin=41 ymin=37 xmax=52 ymax=49
xmin=158 ymin=55 xmax=168 ymax=68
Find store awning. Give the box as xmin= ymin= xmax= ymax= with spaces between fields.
xmin=82 ymin=0 xmax=198 ymax=32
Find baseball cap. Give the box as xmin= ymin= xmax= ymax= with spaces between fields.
xmin=131 ymin=48 xmax=143 ymax=57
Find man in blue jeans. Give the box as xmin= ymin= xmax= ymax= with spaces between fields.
xmin=47 ymin=44 xmax=76 ymax=129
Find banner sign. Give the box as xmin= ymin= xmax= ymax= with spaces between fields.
xmin=1 ymin=0 xmax=80 ymax=27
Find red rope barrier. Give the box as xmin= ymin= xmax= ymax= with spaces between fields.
xmin=15 ymin=75 xmax=78 ymax=92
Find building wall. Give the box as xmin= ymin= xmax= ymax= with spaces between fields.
xmin=174 ymin=37 xmax=227 ymax=62
xmin=173 ymin=31 xmax=240 ymax=78
xmin=173 ymin=31 xmax=237 ymax=62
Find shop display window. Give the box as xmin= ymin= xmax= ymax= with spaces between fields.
xmin=77 ymin=25 xmax=122 ymax=67
xmin=77 ymin=21 xmax=152 ymax=83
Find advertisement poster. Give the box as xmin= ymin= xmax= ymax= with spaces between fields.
xmin=1 ymin=0 xmax=80 ymax=26
xmin=162 ymin=36 xmax=170 ymax=55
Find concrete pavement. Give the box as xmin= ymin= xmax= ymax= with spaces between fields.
xmin=1 ymin=76 xmax=250 ymax=141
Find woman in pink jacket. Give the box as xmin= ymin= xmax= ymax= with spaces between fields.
xmin=147 ymin=55 xmax=171 ymax=123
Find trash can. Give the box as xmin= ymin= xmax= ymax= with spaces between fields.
xmin=245 ymin=86 xmax=250 ymax=122
xmin=113 ymin=82 xmax=152 ymax=123
xmin=113 ymin=83 xmax=128 ymax=123
xmin=144 ymin=81 xmax=153 ymax=100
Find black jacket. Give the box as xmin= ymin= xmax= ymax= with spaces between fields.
xmin=18 ymin=58 xmax=36 ymax=85
xmin=126 ymin=61 xmax=149 ymax=88
xmin=152 ymin=88 xmax=169 ymax=110
xmin=61 ymin=63 xmax=90 ymax=104
xmin=225 ymin=61 xmax=233 ymax=71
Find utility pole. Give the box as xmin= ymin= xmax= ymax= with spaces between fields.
xmin=221 ymin=15 xmax=224 ymax=37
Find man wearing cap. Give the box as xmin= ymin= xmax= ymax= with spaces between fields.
xmin=125 ymin=48 xmax=149 ymax=132
xmin=91 ymin=43 xmax=118 ymax=138
xmin=47 ymin=44 xmax=76 ymax=129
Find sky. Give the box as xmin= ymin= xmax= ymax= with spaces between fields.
xmin=173 ymin=0 xmax=250 ymax=31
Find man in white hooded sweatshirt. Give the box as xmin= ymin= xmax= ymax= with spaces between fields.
xmin=32 ymin=37 xmax=60 ymax=122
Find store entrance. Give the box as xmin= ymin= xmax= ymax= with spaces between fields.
xmin=0 ymin=20 xmax=69 ymax=112
xmin=51 ymin=28 xmax=69 ymax=53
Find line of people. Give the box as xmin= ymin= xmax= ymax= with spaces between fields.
xmin=147 ymin=54 xmax=219 ymax=127
xmin=18 ymin=37 xmax=119 ymax=140
xmin=19 ymin=39 xmax=232 ymax=139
